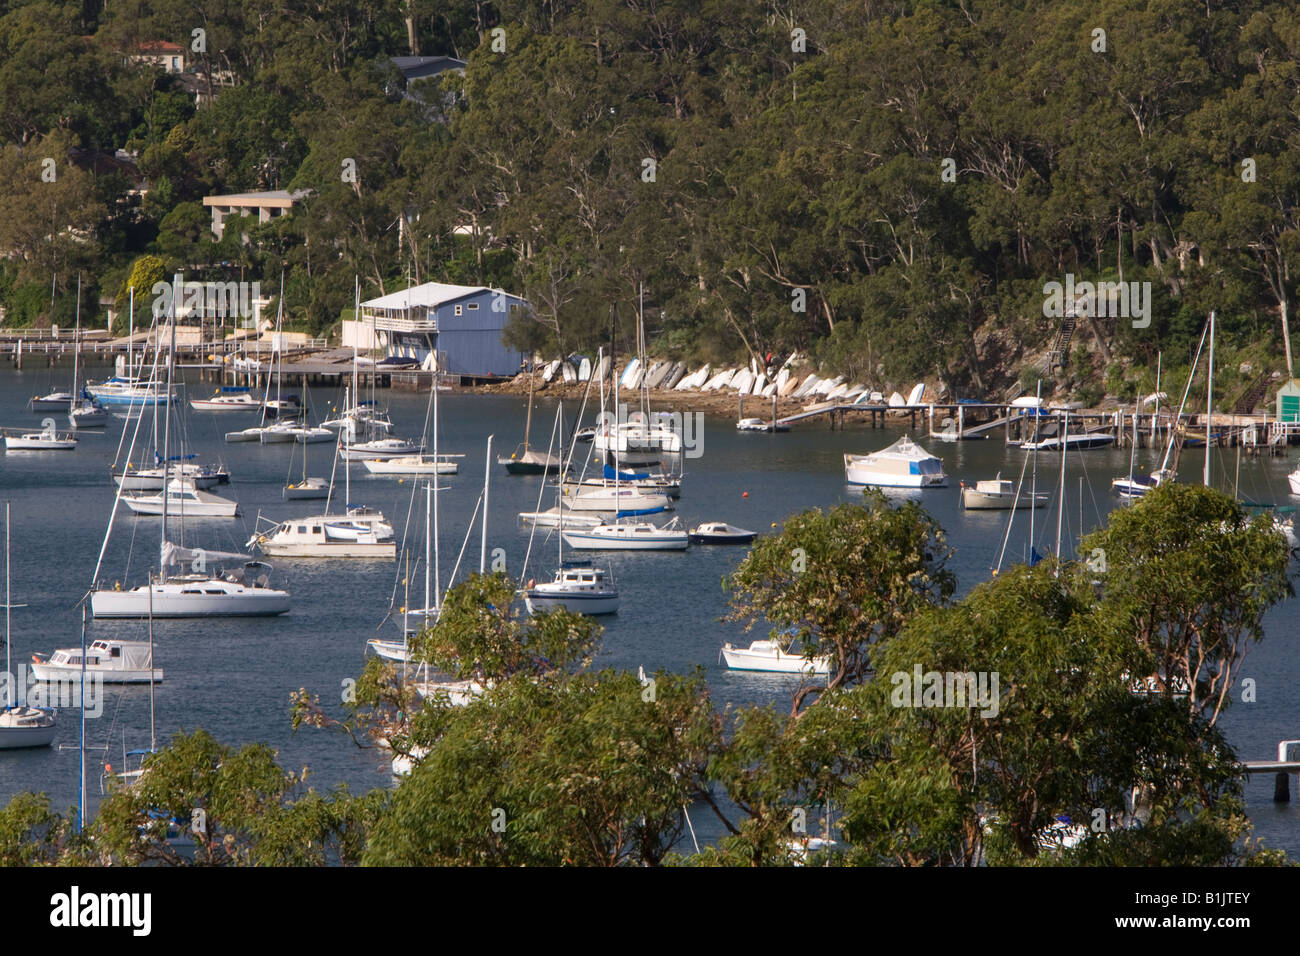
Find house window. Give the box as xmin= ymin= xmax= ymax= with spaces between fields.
xmin=454 ymin=305 xmax=463 ymax=316
xmin=467 ymin=302 xmax=479 ymax=310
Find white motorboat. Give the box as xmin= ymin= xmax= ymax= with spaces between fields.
xmin=112 ymin=462 xmax=225 ymax=490
xmin=190 ymin=387 xmax=261 ymax=412
xmin=284 ymin=477 xmax=329 ymax=500
xmin=844 ymin=435 xmax=946 ymax=487
xmin=413 ymin=678 xmax=487 ymax=706
xmin=85 ymin=376 xmax=168 ymax=407
xmin=249 ymin=506 xmax=396 ymax=558
xmin=960 ymin=476 xmax=1050 ymax=510
xmin=224 ymin=426 xmax=270 ymax=443
xmin=122 ymin=479 xmax=239 ymax=518
xmin=561 ymin=517 xmax=689 ymax=550
xmin=338 ymin=437 xmax=425 ymax=461
xmin=721 ymin=639 xmax=831 ymax=675
xmin=688 ymin=522 xmax=757 ymax=544
xmin=362 ymin=455 xmax=459 ymax=475
xmin=593 ymin=418 xmax=682 ymax=456
xmin=5 ymin=420 xmax=77 ymax=450
xmin=525 ymin=561 xmax=620 ymax=615
xmin=262 ymin=395 xmax=301 ymax=419
xmin=1288 ymin=464 xmax=1300 ymax=497
xmin=31 ymin=639 xmax=162 ymax=683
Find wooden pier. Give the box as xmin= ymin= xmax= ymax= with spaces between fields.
xmin=1244 ymin=740 xmax=1300 ymax=802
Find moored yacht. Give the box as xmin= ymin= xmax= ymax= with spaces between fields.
xmin=91 ymin=562 xmax=290 ymax=618
xmin=960 ymin=476 xmax=1049 ymax=510
xmin=5 ymin=421 xmax=77 ymax=450
xmin=30 ymin=639 xmax=163 ymax=683
xmin=721 ymin=639 xmax=831 ymax=675
xmin=190 ymin=386 xmax=261 ymax=412
xmin=122 ymin=479 xmax=239 ymax=518
xmin=844 ymin=435 xmax=946 ymax=487
xmin=561 ymin=516 xmax=689 ymax=550
xmin=249 ymin=506 xmax=396 ymax=559
xmin=525 ymin=561 xmax=620 ymax=615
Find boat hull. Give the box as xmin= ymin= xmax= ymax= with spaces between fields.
xmin=257 ymin=541 xmax=396 ymax=559
xmin=91 ymin=586 xmax=289 ymax=618
xmin=561 ymin=530 xmax=688 ymax=550
xmin=961 ymin=490 xmax=1048 ymax=510
xmin=29 ymin=662 xmax=162 ymax=683
xmin=524 ymin=590 xmax=620 ymax=615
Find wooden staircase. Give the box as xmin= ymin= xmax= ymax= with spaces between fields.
xmin=1047 ymin=315 xmax=1077 ymax=369
xmin=1232 ymin=370 xmax=1273 ymax=415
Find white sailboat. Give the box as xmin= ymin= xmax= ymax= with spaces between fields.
xmin=0 ymin=503 xmax=56 ymax=749
xmin=67 ymin=321 xmax=108 ymax=429
xmin=90 ymin=274 xmax=290 ymax=618
xmin=561 ymin=514 xmax=689 ymax=550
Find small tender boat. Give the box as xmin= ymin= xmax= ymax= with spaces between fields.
xmin=363 ymin=455 xmax=458 ymax=475
xmin=689 ymin=522 xmax=757 ymax=544
xmin=960 ymin=476 xmax=1049 ymax=510
xmin=5 ymin=421 xmax=77 ymax=450
xmin=736 ymin=417 xmax=789 ymax=433
xmin=844 ymin=435 xmax=945 ymax=487
xmin=524 ymin=561 xmax=620 ymax=615
xmin=721 ymin=639 xmax=831 ymax=674
xmin=30 ymin=639 xmax=163 ymax=683
xmin=561 ymin=517 xmax=689 ymax=551
xmin=284 ymin=477 xmax=329 ymax=500
xmin=122 ymin=479 xmax=239 ymax=518
xmin=190 ymin=387 xmax=261 ymax=412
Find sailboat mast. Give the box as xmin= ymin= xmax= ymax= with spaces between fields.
xmin=159 ymin=274 xmax=180 ymax=576
xmin=4 ymin=501 xmax=9 ymax=707
xmin=433 ymin=376 xmax=441 ymax=610
xmin=1204 ymin=311 xmax=1215 ymax=487
xmin=1055 ymin=410 xmax=1068 ymax=570
xmin=147 ymin=563 xmax=156 ymax=753
xmin=480 ymin=436 xmax=493 ymax=574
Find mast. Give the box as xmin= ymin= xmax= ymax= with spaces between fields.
xmin=3 ymin=502 xmax=9 ymax=708
xmin=159 ymin=273 xmax=180 ymax=577
xmin=1204 ymin=311 xmax=1215 ymax=488
xmin=433 ymin=374 xmax=441 ymax=611
xmin=480 ymin=435 xmax=493 ymax=574
xmin=1055 ymin=409 xmax=1068 ymax=572
xmin=147 ymin=562 xmax=156 ymax=754
xmin=127 ymin=287 xmax=133 ymax=378
xmin=1029 ymin=379 xmax=1041 ymax=552
xmin=78 ymin=607 xmax=86 ymax=833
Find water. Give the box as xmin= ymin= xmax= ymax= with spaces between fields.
xmin=1 ymin=364 xmax=1297 ymax=856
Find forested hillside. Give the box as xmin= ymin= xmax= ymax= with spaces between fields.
xmin=2 ymin=0 xmax=1299 ymax=400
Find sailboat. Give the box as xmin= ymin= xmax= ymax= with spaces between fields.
xmin=90 ymin=275 xmax=291 ymax=618
xmin=524 ymin=404 xmax=620 ymax=615
xmin=500 ymin=365 xmax=562 ymax=474
xmin=67 ymin=320 xmax=108 ymax=428
xmin=0 ymin=502 xmax=56 ymax=749
xmin=593 ymin=291 xmax=681 ymax=461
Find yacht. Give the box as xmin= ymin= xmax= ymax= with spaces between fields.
xmin=91 ymin=564 xmax=289 ymax=618
xmin=338 ymin=436 xmax=425 ymax=461
xmin=5 ymin=421 xmax=77 ymax=450
xmin=561 ymin=516 xmax=689 ymax=551
xmin=688 ymin=522 xmax=756 ymax=544
xmin=190 ymin=387 xmax=261 ymax=412
xmin=362 ymin=454 xmax=459 ymax=475
xmin=31 ymin=639 xmax=163 ymax=683
xmin=525 ymin=561 xmax=620 ymax=615
xmin=122 ymin=479 xmax=240 ymax=518
xmin=284 ymin=476 xmax=330 ymax=500
xmin=844 ymin=435 xmax=946 ymax=487
xmin=561 ymin=485 xmax=673 ymax=513
xmin=721 ymin=639 xmax=831 ymax=674
xmin=113 ymin=461 xmax=226 ymax=490
xmin=960 ymin=476 xmax=1049 ymax=510
xmin=69 ymin=397 xmax=109 ymax=429
xmin=249 ymin=506 xmax=396 ymax=559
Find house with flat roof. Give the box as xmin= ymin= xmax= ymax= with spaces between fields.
xmin=202 ymin=189 xmax=312 ymax=240
xmin=359 ymin=282 xmax=527 ymax=377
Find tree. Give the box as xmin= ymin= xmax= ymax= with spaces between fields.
xmin=1079 ymin=483 xmax=1292 ymax=726
xmin=725 ymin=490 xmax=954 ymax=714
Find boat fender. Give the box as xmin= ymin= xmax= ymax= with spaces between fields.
xmin=527 ymin=579 xmax=535 ymax=589
xmin=114 ymin=581 xmax=122 ymax=591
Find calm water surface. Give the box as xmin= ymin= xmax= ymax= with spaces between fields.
xmin=1 ymin=364 xmax=1297 ymax=856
